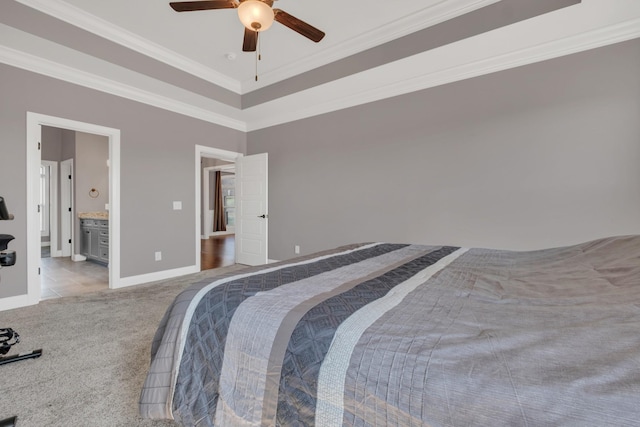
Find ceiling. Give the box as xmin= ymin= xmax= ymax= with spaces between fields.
xmin=57 ymin=0 xmax=453 ymax=87
xmin=1 ymin=0 xmax=640 ymax=131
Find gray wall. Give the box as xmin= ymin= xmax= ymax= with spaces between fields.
xmin=247 ymin=39 xmax=640 ymax=260
xmin=74 ymin=131 xmax=109 ymax=250
xmin=0 ymin=63 xmax=245 ymax=299
xmin=41 ymin=126 xmax=63 ymax=161
xmin=74 ymin=131 xmax=109 ymax=213
xmin=61 ymin=129 xmax=75 ymax=161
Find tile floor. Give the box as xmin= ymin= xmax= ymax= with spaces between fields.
xmin=40 ymin=256 xmax=109 ymax=300
xmin=40 ymin=235 xmax=236 ymax=300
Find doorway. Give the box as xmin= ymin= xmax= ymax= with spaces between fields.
xmin=199 ymin=150 xmax=238 ymax=271
xmin=196 ymin=146 xmax=269 ymax=269
xmin=202 ymin=163 xmax=236 ymax=238
xmin=26 ymin=113 xmax=121 ymax=306
xmin=196 ymin=145 xmax=246 ymax=271
xmin=39 ymin=160 xmax=58 ymax=260
xmin=201 ymin=163 xmax=236 ymax=270
xmin=39 ymin=127 xmax=111 ymax=299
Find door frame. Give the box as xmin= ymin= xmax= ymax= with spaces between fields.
xmin=195 ymin=145 xmax=243 ymax=271
xmin=40 ymin=160 xmax=58 ymax=256
xmin=27 ymin=112 xmax=121 ymax=305
xmin=60 ymin=158 xmax=74 ymax=257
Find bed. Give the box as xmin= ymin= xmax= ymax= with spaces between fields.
xmin=140 ymin=235 xmax=640 ymax=426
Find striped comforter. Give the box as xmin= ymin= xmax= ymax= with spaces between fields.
xmin=140 ymin=236 xmax=640 ymax=426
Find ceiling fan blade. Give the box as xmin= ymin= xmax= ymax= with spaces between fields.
xmin=169 ymin=1 xmax=237 ymax=12
xmin=273 ymin=9 xmax=325 ymax=43
xmin=243 ymin=28 xmax=257 ymax=52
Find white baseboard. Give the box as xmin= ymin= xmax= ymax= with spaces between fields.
xmin=268 ymin=259 xmax=280 ymax=264
xmin=0 ymin=293 xmax=37 ymax=312
xmin=209 ymin=230 xmax=235 ymax=237
xmin=1 ymin=264 xmax=201 ymax=310
xmin=112 ymin=265 xmax=199 ymax=289
xmin=72 ymin=254 xmax=87 ymax=262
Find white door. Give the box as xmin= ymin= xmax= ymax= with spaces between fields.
xmin=60 ymin=159 xmax=73 ymax=257
xmin=235 ymin=153 xmax=268 ymax=266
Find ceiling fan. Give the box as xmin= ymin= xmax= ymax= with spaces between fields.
xmin=169 ymin=0 xmax=325 ymax=53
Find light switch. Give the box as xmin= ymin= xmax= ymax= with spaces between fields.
xmin=173 ymin=201 xmax=182 ymax=210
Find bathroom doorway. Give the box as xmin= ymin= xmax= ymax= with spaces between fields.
xmin=26 ymin=112 xmax=121 ymax=305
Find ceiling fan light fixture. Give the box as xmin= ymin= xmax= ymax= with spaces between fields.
xmin=238 ymin=0 xmax=274 ymax=32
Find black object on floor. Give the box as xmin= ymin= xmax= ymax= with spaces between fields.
xmin=0 ymin=328 xmax=42 ymax=366
xmin=0 ymin=328 xmax=19 ymax=354
xmin=0 ymin=348 xmax=43 ymax=366
xmin=0 ymin=416 xmax=17 ymax=427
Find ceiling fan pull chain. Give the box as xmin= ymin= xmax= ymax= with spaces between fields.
xmin=255 ymin=31 xmax=259 ymax=81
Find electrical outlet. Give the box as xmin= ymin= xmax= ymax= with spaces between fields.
xmin=155 ymin=251 xmax=162 ymax=261
xmin=173 ymin=201 xmax=182 ymax=210
xmin=294 ymin=245 xmax=300 ymax=254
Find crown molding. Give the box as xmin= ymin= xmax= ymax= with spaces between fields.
xmin=1 ymin=11 xmax=638 ymax=133
xmin=0 ymin=44 xmax=247 ymax=131
xmin=239 ymin=0 xmax=500 ymax=91
xmin=14 ymin=0 xmax=242 ymax=93
xmin=15 ymin=0 xmax=500 ymax=95
xmin=244 ymin=17 xmax=640 ymax=131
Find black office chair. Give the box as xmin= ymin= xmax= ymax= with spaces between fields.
xmin=1 ymin=197 xmax=43 ymax=427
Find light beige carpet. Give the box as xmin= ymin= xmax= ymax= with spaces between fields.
xmin=0 ymin=264 xmax=247 ymax=427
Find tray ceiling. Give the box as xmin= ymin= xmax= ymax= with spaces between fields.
xmin=1 ymin=0 xmax=639 ymax=130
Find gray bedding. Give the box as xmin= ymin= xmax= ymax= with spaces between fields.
xmin=140 ymin=236 xmax=640 ymax=426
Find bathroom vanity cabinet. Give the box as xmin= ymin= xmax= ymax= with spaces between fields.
xmin=80 ymin=218 xmax=108 ymax=265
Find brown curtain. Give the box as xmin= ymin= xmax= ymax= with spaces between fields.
xmin=213 ymin=171 xmax=226 ymax=232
